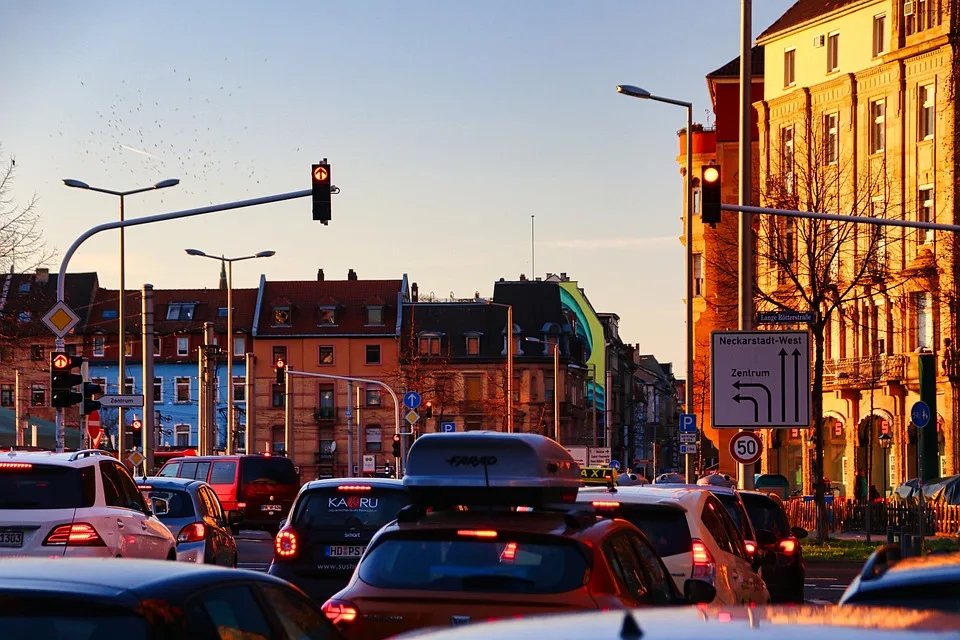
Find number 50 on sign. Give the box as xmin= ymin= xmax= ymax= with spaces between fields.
xmin=729 ymin=431 xmax=763 ymax=465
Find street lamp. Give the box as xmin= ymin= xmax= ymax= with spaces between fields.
xmin=617 ymin=84 xmax=695 ymax=484
xmin=879 ymin=432 xmax=892 ymax=499
xmin=526 ymin=337 xmax=559 ymax=442
xmin=63 ymin=177 xmax=180 ymax=457
xmin=186 ymin=248 xmax=276 ymax=454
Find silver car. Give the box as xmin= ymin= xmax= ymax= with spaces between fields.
xmin=137 ymin=476 xmax=239 ymax=567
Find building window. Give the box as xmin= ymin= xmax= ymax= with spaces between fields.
xmin=153 ymin=337 xmax=162 ymax=357
xmin=124 ymin=376 xmax=134 ymax=395
xmin=910 ymin=0 xmax=935 ymax=33
xmin=366 ymin=388 xmax=382 ymax=407
xmin=175 ymin=424 xmax=191 ymax=447
xmin=177 ymin=336 xmax=189 ymax=356
xmin=873 ymin=14 xmax=886 ymax=56
xmin=30 ymin=345 xmax=43 ymax=361
xmin=318 ymin=384 xmax=335 ymax=418
xmin=780 ymin=125 xmax=794 ymax=191
xmin=318 ymin=345 xmax=334 ymax=365
xmin=366 ymin=306 xmax=383 ymax=326
xmin=365 ymin=425 xmax=382 ymax=453
xmin=124 ymin=338 xmax=134 ymax=358
xmin=918 ymin=187 xmax=934 ymax=245
xmin=233 ymin=335 xmax=245 ymax=356
xmin=0 ymin=346 xmax=12 ymax=363
xmin=165 ymin=303 xmax=196 ymax=321
xmin=466 ymin=335 xmax=481 ymax=356
xmin=783 ymin=48 xmax=795 ymax=86
xmin=365 ymin=344 xmax=381 ymax=365
xmin=318 ymin=306 xmax=337 ymax=326
xmin=0 ymin=384 xmax=13 ymax=407
xmin=544 ymin=373 xmax=555 ymax=402
xmin=912 ymin=292 xmax=933 ymax=350
xmin=827 ymin=32 xmax=839 ymax=72
xmin=175 ymin=377 xmax=191 ymax=403
xmin=31 ymin=383 xmax=45 ymax=407
xmin=271 ymin=425 xmax=284 ymax=453
xmin=869 ymin=99 xmax=885 ymax=154
xmin=693 ymin=253 xmax=704 ymax=297
xmin=272 ymin=384 xmax=285 ymax=408
xmin=218 ymin=307 xmax=228 ymax=318
xmin=919 ymin=84 xmax=935 ymax=140
xmin=824 ymin=112 xmax=839 ymax=165
xmin=272 ymin=346 xmax=287 ymax=367
xmin=272 ymin=306 xmax=291 ymax=327
xmin=153 ymin=377 xmax=162 ymax=403
xmin=233 ymin=376 xmax=245 ymax=402
xmin=418 ymin=334 xmax=441 ymax=356
xmin=93 ymin=336 xmax=105 ymax=357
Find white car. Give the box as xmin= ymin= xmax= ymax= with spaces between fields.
xmin=578 ymin=485 xmax=770 ymax=605
xmin=0 ymin=449 xmax=176 ymax=560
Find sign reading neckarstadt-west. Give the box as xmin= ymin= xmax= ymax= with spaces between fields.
xmin=711 ymin=330 xmax=811 ymax=429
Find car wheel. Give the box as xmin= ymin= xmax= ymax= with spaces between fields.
xmin=167 ymin=550 xmax=177 ymax=561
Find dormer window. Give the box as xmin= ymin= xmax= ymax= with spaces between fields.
xmin=273 ymin=306 xmax=292 ymax=327
xmin=318 ymin=306 xmax=337 ymax=326
xmin=418 ymin=332 xmax=442 ymax=356
xmin=166 ymin=303 xmax=196 ymax=321
xmin=465 ymin=332 xmax=482 ymax=356
xmin=502 ymin=324 xmax=523 ymax=356
xmin=366 ymin=305 xmax=384 ymax=326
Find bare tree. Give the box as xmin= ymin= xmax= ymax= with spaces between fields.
xmin=0 ymin=146 xmax=54 ymax=274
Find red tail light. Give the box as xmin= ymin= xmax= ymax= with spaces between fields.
xmin=457 ymin=529 xmax=497 ymax=538
xmin=591 ymin=500 xmax=621 ymax=509
xmin=500 ymin=542 xmax=518 ymax=562
xmin=0 ymin=462 xmax=33 ymax=470
xmin=321 ymin=599 xmax=359 ymax=628
xmin=778 ymin=537 xmax=798 ymax=555
xmin=274 ymin=526 xmax=299 ymax=559
xmin=338 ymin=485 xmax=372 ymax=491
xmin=744 ymin=540 xmax=757 ymax=556
xmin=177 ymin=522 xmax=206 ymax=543
xmin=691 ymin=539 xmax=716 ymax=585
xmin=43 ymin=523 xmax=105 ymax=547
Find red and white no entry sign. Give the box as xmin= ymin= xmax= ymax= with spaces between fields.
xmin=86 ymin=410 xmax=101 ymax=439
xmin=729 ymin=431 xmax=763 ymax=465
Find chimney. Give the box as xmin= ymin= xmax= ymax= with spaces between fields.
xmin=519 ymin=273 xmax=527 ymax=281
xmin=35 ymin=268 xmax=49 ymax=284
xmin=317 ymin=269 xmax=325 ymax=281
xmin=412 ymin=282 xmax=419 ymax=302
xmin=347 ymin=269 xmax=357 ymax=281
xmin=560 ymin=272 xmax=567 ymax=281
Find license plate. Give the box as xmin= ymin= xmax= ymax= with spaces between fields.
xmin=0 ymin=532 xmax=23 ymax=548
xmin=260 ymin=504 xmax=282 ymax=512
xmin=326 ymin=545 xmax=365 ymax=558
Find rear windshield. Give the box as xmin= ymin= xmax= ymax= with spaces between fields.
xmin=241 ymin=458 xmax=298 ymax=486
xmin=714 ymin=493 xmax=753 ymax=541
xmin=844 ymin=583 xmax=960 ymax=613
xmin=620 ymin=505 xmax=692 ymax=558
xmin=0 ymin=597 xmax=152 ymax=638
xmin=141 ymin=488 xmax=195 ymax=519
xmin=294 ymin=487 xmax=408 ymax=530
xmin=359 ymin=531 xmax=589 ymax=594
xmin=741 ymin=494 xmax=790 ymax=538
xmin=157 ymin=462 xmax=180 ymax=477
xmin=0 ymin=465 xmax=96 ymax=510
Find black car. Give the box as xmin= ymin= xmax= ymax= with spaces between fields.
xmin=740 ymin=490 xmax=807 ymax=603
xmin=269 ymin=477 xmax=409 ymax=602
xmin=840 ymin=544 xmax=960 ymax=612
xmin=0 ymin=557 xmax=341 ymax=639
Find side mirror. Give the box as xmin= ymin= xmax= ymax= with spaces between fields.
xmin=756 ymin=529 xmax=778 ymax=547
xmin=683 ymin=579 xmax=716 ymax=605
xmin=791 ymin=526 xmax=808 ymax=540
xmin=227 ymin=510 xmax=244 ymax=525
xmin=151 ymin=497 xmax=170 ymax=516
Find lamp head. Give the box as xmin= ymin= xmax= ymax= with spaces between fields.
xmin=616 ymin=84 xmax=651 ymax=99
xmin=62 ymin=179 xmax=90 ymax=189
xmin=255 ymin=250 xmax=276 ymax=258
xmin=185 ymin=249 xmax=207 ymax=257
xmin=154 ymin=178 xmax=180 ymax=189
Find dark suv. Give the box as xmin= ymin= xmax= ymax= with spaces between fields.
xmin=268 ymin=478 xmax=408 ymax=602
xmin=740 ymin=490 xmax=807 ymax=602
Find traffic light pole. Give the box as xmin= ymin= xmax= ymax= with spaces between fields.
xmin=738 ymin=0 xmax=755 ymax=491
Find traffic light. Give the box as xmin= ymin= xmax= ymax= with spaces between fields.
xmin=275 ymin=359 xmax=286 ymax=385
xmin=701 ymin=164 xmax=721 ymax=226
xmin=424 ymin=401 xmax=433 ymax=419
xmin=50 ymin=352 xmax=83 ymax=408
xmin=312 ymin=161 xmax=332 ymax=225
xmin=392 ymin=433 xmax=401 ymax=458
xmin=80 ymin=379 xmax=103 ymax=416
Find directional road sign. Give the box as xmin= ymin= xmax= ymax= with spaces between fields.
xmin=98 ymin=394 xmax=145 ymax=408
xmin=729 ymin=431 xmax=763 ymax=465
xmin=609 ymin=459 xmax=621 ymax=471
xmin=440 ymin=421 xmax=456 ymax=433
xmin=757 ymin=310 xmax=815 ymax=324
xmin=403 ymin=391 xmax=421 ymax=409
xmin=680 ymin=444 xmax=698 ymax=456
xmin=711 ymin=330 xmax=811 ymax=428
xmin=42 ymin=302 xmax=81 ymax=338
xmin=679 ymin=414 xmax=697 ymax=433
xmin=911 ymin=401 xmax=931 ymax=428
xmin=404 ymin=409 xmax=420 ymax=424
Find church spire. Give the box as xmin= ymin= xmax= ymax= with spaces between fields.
xmin=218 ymin=259 xmax=227 ymax=290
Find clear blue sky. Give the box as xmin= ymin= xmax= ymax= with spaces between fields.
xmin=1 ymin=0 xmax=794 ymax=378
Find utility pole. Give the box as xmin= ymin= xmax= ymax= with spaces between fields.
xmin=197 ymin=345 xmax=206 ymax=455
xmin=142 ymin=284 xmax=155 ymax=474
xmin=284 ymin=366 xmax=295 ymax=460
xmin=244 ymin=352 xmax=256 ymax=454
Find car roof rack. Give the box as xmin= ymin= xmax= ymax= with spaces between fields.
xmin=67 ymin=449 xmax=111 ymax=461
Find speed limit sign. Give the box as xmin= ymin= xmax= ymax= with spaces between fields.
xmin=729 ymin=431 xmax=763 ymax=465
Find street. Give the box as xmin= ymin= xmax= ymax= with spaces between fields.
xmin=236 ymin=530 xmax=274 ymax=572
xmin=804 ymin=562 xmax=862 ymax=604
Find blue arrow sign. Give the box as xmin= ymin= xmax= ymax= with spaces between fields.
xmin=403 ymin=391 xmax=421 ymax=410
xmin=679 ymin=414 xmax=697 ymax=433
xmin=609 ymin=459 xmax=621 ymax=471
xmin=911 ymin=401 xmax=931 ymax=428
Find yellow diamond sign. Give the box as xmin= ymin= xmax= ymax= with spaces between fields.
xmin=127 ymin=450 xmax=145 ymax=468
xmin=42 ymin=302 xmax=80 ymax=338
xmin=405 ymin=409 xmax=420 ymax=424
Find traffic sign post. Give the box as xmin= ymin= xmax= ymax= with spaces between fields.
xmin=440 ymin=421 xmax=456 ymax=433
xmin=729 ymin=431 xmax=763 ymax=466
xmin=86 ymin=410 xmax=102 ymax=448
xmin=403 ymin=391 xmax=421 ymax=410
xmin=680 ymin=444 xmax=698 ymax=456
xmin=42 ymin=302 xmax=81 ymax=338
xmin=679 ymin=414 xmax=697 ymax=432
xmin=679 ymin=433 xmax=697 ymax=444
xmin=711 ymin=331 xmax=811 ymax=428
xmin=911 ymin=401 xmax=931 ymax=429
xmin=609 ymin=460 xmax=621 ymax=471
xmin=911 ymin=400 xmax=931 ymax=544
xmin=404 ymin=410 xmax=420 ymax=424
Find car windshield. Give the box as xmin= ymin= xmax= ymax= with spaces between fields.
xmin=0 ymin=465 xmax=96 ymax=510
xmin=741 ymin=494 xmax=790 ymax=538
xmin=241 ymin=458 xmax=298 ymax=486
xmin=141 ymin=488 xmax=195 ymax=519
xmin=358 ymin=531 xmax=589 ymax=594
xmin=619 ymin=504 xmax=692 ymax=558
xmin=713 ymin=493 xmax=753 ymax=540
xmin=294 ymin=487 xmax=408 ymax=530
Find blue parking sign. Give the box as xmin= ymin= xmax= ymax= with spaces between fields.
xmin=440 ymin=422 xmax=456 ymax=433
xmin=679 ymin=414 xmax=697 ymax=433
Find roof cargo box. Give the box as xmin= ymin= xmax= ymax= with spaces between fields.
xmin=403 ymin=432 xmax=581 ymax=508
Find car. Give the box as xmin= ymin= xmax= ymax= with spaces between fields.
xmin=388 ymin=604 xmax=960 ymax=640
xmin=0 ymin=449 xmax=177 ymax=560
xmin=323 ymin=432 xmax=713 ymax=640
xmin=0 ymin=557 xmax=343 ymax=639
xmin=157 ymin=453 xmax=299 ymax=535
xmin=137 ymin=477 xmax=240 ymax=567
xmin=269 ymin=477 xmax=409 ymax=602
xmin=739 ymin=490 xmax=807 ymax=602
xmin=839 ymin=544 xmax=960 ymax=612
xmin=578 ymin=484 xmax=771 ymax=605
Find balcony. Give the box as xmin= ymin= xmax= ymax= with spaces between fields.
xmin=824 ymin=355 xmax=906 ymax=388
xmin=313 ymin=407 xmax=338 ymax=424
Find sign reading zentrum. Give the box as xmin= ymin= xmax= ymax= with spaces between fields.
xmin=711 ymin=331 xmax=811 ymax=429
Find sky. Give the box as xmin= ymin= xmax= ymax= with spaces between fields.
xmin=1 ymin=0 xmax=795 ymax=378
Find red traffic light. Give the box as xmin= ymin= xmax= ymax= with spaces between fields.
xmin=132 ymin=419 xmax=142 ymax=430
xmin=276 ymin=358 xmax=285 ymax=368
xmin=393 ymin=433 xmax=401 ymax=443
xmin=52 ymin=353 xmax=71 ymax=369
xmin=312 ymin=165 xmax=329 ymax=182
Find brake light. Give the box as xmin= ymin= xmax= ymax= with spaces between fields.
xmin=501 ymin=542 xmax=518 ymax=562
xmin=0 ymin=462 xmax=32 ymax=470
xmin=691 ymin=540 xmax=711 ymax=564
xmin=321 ymin=599 xmax=358 ymax=628
xmin=744 ymin=540 xmax=757 ymax=556
xmin=43 ymin=523 xmax=105 ymax=546
xmin=337 ymin=485 xmax=372 ymax=491
xmin=457 ymin=529 xmax=498 ymax=538
xmin=236 ymin=502 xmax=247 ymax=509
xmin=591 ymin=501 xmax=621 ymax=509
xmin=778 ymin=537 xmax=798 ymax=555
xmin=691 ymin=539 xmax=716 ymax=585
xmin=275 ymin=526 xmax=299 ymax=559
xmin=139 ymin=485 xmax=153 ymax=491
xmin=177 ymin=522 xmax=206 ymax=543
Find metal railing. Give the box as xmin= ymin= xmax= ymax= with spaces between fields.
xmin=824 ymin=355 xmax=907 ymax=385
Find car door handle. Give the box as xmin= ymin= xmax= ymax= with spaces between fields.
xmin=116 ymin=519 xmax=124 ymax=529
